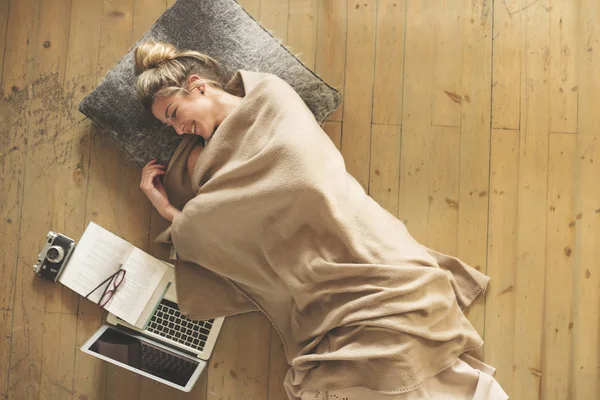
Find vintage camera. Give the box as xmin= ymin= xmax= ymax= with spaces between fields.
xmin=33 ymin=231 xmax=76 ymax=282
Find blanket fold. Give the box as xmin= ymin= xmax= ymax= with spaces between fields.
xmin=156 ymin=70 xmax=490 ymax=398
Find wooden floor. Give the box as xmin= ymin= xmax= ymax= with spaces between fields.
xmin=0 ymin=0 xmax=598 ymax=399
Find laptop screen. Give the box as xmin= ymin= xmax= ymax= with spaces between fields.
xmin=88 ymin=326 xmax=200 ymax=388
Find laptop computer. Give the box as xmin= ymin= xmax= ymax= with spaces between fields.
xmin=81 ymin=279 xmax=224 ymax=392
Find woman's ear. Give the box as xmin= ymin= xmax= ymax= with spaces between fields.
xmin=187 ymin=74 xmax=203 ymax=88
xmin=187 ymin=75 xmax=206 ymax=94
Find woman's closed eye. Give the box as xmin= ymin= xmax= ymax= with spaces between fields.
xmin=171 ymin=108 xmax=178 ymax=119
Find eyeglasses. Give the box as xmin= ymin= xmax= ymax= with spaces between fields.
xmin=84 ymin=266 xmax=126 ymax=307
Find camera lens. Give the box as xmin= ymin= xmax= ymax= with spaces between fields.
xmin=46 ymin=246 xmax=64 ymax=263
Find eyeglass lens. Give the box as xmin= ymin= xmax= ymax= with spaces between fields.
xmin=98 ymin=270 xmax=126 ymax=307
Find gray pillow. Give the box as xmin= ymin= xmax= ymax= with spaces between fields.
xmin=78 ymin=0 xmax=342 ymax=167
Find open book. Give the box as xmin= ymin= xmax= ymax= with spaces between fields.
xmin=59 ymin=221 xmax=174 ymax=329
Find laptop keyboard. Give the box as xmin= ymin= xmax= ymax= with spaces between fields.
xmin=140 ymin=342 xmax=198 ymax=386
xmin=146 ymin=300 xmax=213 ymax=352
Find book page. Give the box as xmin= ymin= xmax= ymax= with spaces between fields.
xmin=59 ymin=222 xmax=132 ymax=303
xmin=134 ymin=266 xmax=174 ymax=329
xmin=103 ymin=247 xmax=169 ymax=326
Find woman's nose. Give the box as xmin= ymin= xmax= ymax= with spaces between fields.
xmin=175 ymin=124 xmax=185 ymax=135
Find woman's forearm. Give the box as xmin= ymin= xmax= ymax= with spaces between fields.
xmin=163 ymin=204 xmax=182 ymax=222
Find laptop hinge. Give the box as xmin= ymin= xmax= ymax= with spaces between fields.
xmin=115 ymin=323 xmax=198 ymax=358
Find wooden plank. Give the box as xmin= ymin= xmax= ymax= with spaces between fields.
xmin=549 ymin=0 xmax=577 ymax=134
xmin=398 ymin=0 xmax=434 ymax=243
xmin=573 ymin=0 xmax=600 ymax=397
xmin=39 ymin=0 xmax=78 ymax=316
xmin=7 ymin=0 xmax=74 ymax=398
xmin=0 ymin=0 xmax=37 ymax=316
xmin=0 ymin=310 xmax=12 ymax=400
xmin=238 ymin=0 xmax=260 ymax=19
xmin=426 ymin=126 xmax=460 ymax=254
xmin=259 ymin=0 xmax=289 ymax=44
xmin=0 ymin=0 xmax=9 ymax=80
xmin=322 ymin=121 xmax=342 ymax=151
xmin=372 ymin=0 xmax=405 ymax=125
xmin=341 ymin=0 xmax=376 ymax=192
xmin=456 ymin=0 xmax=492 ymax=336
xmin=207 ymin=313 xmax=270 ymax=400
xmin=491 ymin=0 xmax=524 ymax=130
xmin=431 ymin=0 xmax=463 ymax=128
xmin=131 ymin=0 xmax=167 ymax=42
xmin=39 ymin=313 xmax=77 ymax=400
xmin=0 ymin=16 xmax=35 ymax=400
xmin=267 ymin=328 xmax=289 ymax=400
xmin=315 ymin=0 xmax=346 ymax=122
xmin=139 ymin=372 xmax=207 ymax=400
xmin=287 ymin=0 xmax=318 ymax=70
xmin=34 ymin=0 xmax=80 ymax=391
xmin=484 ymin=128 xmax=519 ymax=395
xmin=542 ymin=133 xmax=576 ymax=400
xmin=511 ymin=0 xmax=550 ymax=397
xmin=369 ymin=124 xmax=401 ymax=217
xmin=65 ymin=0 xmax=107 ymax=397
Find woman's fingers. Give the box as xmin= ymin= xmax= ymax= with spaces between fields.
xmin=143 ymin=166 xmax=166 ymax=176
xmin=144 ymin=169 xmax=166 ymax=184
xmin=140 ymin=159 xmax=167 ymax=196
xmin=141 ymin=163 xmax=166 ymax=178
xmin=142 ymin=162 xmax=165 ymax=171
xmin=140 ymin=168 xmax=166 ymax=190
xmin=142 ymin=159 xmax=166 ymax=173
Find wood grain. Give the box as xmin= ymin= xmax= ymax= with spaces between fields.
xmin=543 ymin=133 xmax=576 ymax=400
xmin=259 ymin=0 xmax=289 ymax=44
xmin=0 ymin=0 xmax=9 ymax=81
xmin=484 ymin=128 xmax=519 ymax=395
xmin=207 ymin=313 xmax=270 ymax=400
xmin=573 ymin=0 xmax=600 ymax=397
xmin=549 ymin=0 xmax=578 ymax=134
xmin=431 ymin=0 xmax=463 ymax=128
xmin=7 ymin=0 xmax=72 ymax=398
xmin=0 ymin=310 xmax=12 ymax=400
xmin=511 ymin=1 xmax=550 ymax=398
xmin=33 ymin=1 xmax=84 ymax=397
xmin=427 ymin=126 xmax=460 ymax=254
xmin=340 ymin=0 xmax=377 ymax=191
xmin=369 ymin=124 xmax=401 ymax=217
xmin=315 ymin=0 xmax=347 ymax=122
xmin=287 ymin=0 xmax=318 ymax=69
xmin=456 ymin=0 xmax=493 ymax=336
xmin=267 ymin=329 xmax=289 ymax=400
xmin=398 ymin=0 xmax=434 ymax=243
xmin=492 ymin=0 xmax=524 ymax=130
xmin=67 ymin=0 xmax=106 ymax=397
xmin=372 ymin=0 xmax=405 ymax=125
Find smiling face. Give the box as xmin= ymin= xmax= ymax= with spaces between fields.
xmin=151 ymin=80 xmax=218 ymax=139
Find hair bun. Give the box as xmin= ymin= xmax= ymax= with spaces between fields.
xmin=134 ymin=40 xmax=177 ymax=74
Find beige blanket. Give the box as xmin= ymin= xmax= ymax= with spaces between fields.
xmin=157 ymin=70 xmax=490 ymax=398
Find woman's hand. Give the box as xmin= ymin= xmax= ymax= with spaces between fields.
xmin=140 ymin=159 xmax=179 ymax=221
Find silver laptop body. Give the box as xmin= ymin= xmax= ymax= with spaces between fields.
xmin=81 ymin=281 xmax=224 ymax=392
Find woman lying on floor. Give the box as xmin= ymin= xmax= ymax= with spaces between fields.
xmin=135 ymin=40 xmax=508 ymax=400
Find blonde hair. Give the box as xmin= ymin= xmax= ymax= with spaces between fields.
xmin=134 ymin=41 xmax=225 ymax=110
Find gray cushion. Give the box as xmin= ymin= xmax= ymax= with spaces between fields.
xmin=78 ymin=0 xmax=342 ymax=166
